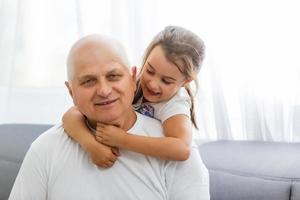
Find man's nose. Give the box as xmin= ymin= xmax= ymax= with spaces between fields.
xmin=96 ymin=81 xmax=112 ymax=97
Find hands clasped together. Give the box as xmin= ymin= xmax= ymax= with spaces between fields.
xmin=95 ymin=123 xmax=127 ymax=148
xmin=86 ymin=123 xmax=128 ymax=168
xmin=62 ymin=106 xmax=129 ymax=168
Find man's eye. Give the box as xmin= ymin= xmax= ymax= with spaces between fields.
xmin=82 ymin=79 xmax=95 ymax=85
xmin=108 ymin=74 xmax=121 ymax=80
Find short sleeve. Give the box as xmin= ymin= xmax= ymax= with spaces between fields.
xmin=152 ymin=88 xmax=191 ymax=123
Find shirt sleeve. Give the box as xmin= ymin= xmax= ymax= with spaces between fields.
xmin=9 ymin=146 xmax=47 ymax=200
xmin=166 ymin=146 xmax=210 ymax=200
xmin=153 ymin=89 xmax=191 ymax=123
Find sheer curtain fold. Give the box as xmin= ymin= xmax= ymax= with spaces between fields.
xmin=0 ymin=0 xmax=299 ymax=141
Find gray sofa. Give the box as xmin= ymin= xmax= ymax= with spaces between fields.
xmin=199 ymin=140 xmax=300 ymax=200
xmin=0 ymin=124 xmax=52 ymax=200
xmin=1 ymin=123 xmax=300 ymax=200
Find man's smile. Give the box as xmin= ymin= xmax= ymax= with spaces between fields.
xmin=94 ymin=98 xmax=118 ymax=106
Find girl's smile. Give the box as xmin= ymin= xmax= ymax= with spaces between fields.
xmin=140 ymin=45 xmax=187 ymax=103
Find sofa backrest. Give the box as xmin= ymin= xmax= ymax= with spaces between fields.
xmin=0 ymin=124 xmax=52 ymax=200
xmin=199 ymin=140 xmax=300 ymax=200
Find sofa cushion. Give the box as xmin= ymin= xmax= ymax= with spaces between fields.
xmin=199 ymin=140 xmax=300 ymax=200
xmin=199 ymin=140 xmax=300 ymax=179
xmin=291 ymin=182 xmax=300 ymax=200
xmin=210 ymin=170 xmax=291 ymax=200
xmin=0 ymin=124 xmax=52 ymax=200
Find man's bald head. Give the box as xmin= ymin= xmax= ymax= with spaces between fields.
xmin=66 ymin=34 xmax=130 ymax=82
xmin=64 ymin=34 xmax=137 ymax=128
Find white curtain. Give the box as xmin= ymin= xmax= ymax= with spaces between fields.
xmin=1 ymin=0 xmax=299 ymax=142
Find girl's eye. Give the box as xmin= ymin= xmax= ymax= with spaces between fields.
xmin=146 ymin=69 xmax=155 ymax=75
xmin=162 ymin=79 xmax=172 ymax=85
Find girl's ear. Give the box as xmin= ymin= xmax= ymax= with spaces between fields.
xmin=182 ymin=78 xmax=192 ymax=87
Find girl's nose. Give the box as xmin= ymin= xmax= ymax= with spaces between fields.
xmin=148 ymin=80 xmax=159 ymax=92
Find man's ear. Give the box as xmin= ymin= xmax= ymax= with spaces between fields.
xmin=131 ymin=66 xmax=137 ymax=83
xmin=131 ymin=66 xmax=137 ymax=92
xmin=65 ymin=81 xmax=73 ymax=98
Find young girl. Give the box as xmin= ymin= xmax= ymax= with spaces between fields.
xmin=63 ymin=25 xmax=205 ymax=167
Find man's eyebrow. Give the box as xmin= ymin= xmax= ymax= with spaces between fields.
xmin=77 ymin=75 xmax=95 ymax=81
xmin=107 ymin=69 xmax=121 ymax=74
xmin=147 ymin=62 xmax=177 ymax=81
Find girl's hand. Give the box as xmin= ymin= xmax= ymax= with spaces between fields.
xmin=95 ymin=123 xmax=127 ymax=148
xmin=86 ymin=139 xmax=119 ymax=168
xmin=62 ymin=107 xmax=120 ymax=167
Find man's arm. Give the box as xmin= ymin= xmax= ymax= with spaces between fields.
xmin=9 ymin=146 xmax=47 ymax=200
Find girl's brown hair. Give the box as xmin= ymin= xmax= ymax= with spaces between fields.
xmin=133 ymin=26 xmax=205 ymax=129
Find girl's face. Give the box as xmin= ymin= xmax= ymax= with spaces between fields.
xmin=140 ymin=45 xmax=188 ymax=103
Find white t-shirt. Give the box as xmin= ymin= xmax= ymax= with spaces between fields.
xmin=149 ymin=89 xmax=210 ymax=200
xmin=136 ymin=88 xmax=191 ymax=123
xmin=9 ymin=112 xmax=209 ymax=200
xmin=151 ymin=88 xmax=191 ymax=123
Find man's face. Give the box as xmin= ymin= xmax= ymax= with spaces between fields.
xmin=66 ymin=47 xmax=136 ymax=125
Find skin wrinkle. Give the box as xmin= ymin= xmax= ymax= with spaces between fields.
xmin=67 ymin=35 xmax=130 ymax=82
xmin=65 ymin=35 xmax=136 ymax=131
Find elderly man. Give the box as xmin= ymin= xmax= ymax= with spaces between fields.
xmin=9 ymin=35 xmax=209 ymax=200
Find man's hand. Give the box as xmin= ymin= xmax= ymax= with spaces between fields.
xmin=85 ymin=139 xmax=119 ymax=168
xmin=95 ymin=123 xmax=127 ymax=148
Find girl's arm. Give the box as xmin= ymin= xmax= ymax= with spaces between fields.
xmin=62 ymin=107 xmax=118 ymax=167
xmin=96 ymin=114 xmax=192 ymax=161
